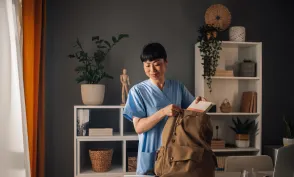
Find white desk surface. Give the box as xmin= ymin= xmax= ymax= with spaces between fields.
xmin=124 ymin=171 xmax=273 ymax=177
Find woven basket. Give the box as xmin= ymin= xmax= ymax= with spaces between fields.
xmin=205 ymin=4 xmax=232 ymax=31
xmin=128 ymin=157 xmax=137 ymax=172
xmin=89 ymin=149 xmax=113 ymax=172
xmin=220 ymin=99 xmax=232 ymax=113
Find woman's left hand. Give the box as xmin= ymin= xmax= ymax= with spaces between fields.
xmin=195 ymin=96 xmax=207 ymax=104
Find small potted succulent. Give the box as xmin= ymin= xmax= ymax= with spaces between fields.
xmin=229 ymin=117 xmax=258 ymax=148
xmin=283 ymin=116 xmax=294 ymax=146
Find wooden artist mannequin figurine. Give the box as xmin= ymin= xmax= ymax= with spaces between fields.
xmin=120 ymin=68 xmax=130 ymax=105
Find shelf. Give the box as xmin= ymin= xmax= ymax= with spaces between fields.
xmin=221 ymin=41 xmax=260 ymax=48
xmin=215 ymin=171 xmax=241 ymax=177
xmin=123 ymin=132 xmax=139 ymax=140
xmin=207 ymin=112 xmax=260 ymax=116
xmin=74 ymin=105 xmax=124 ymax=109
xmin=79 ymin=165 xmax=132 ymax=177
xmin=77 ymin=133 xmax=138 ymax=141
xmin=78 ymin=167 xmax=136 ymax=177
xmin=213 ymin=147 xmax=259 ymax=152
xmin=211 ymin=76 xmax=260 ymax=80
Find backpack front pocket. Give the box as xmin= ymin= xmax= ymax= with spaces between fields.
xmin=166 ymin=145 xmax=205 ymax=175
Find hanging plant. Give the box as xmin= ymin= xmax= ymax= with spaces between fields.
xmin=197 ymin=24 xmax=222 ymax=93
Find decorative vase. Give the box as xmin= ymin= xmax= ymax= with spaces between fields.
xmin=283 ymin=138 xmax=294 ymax=146
xmin=229 ymin=26 xmax=246 ymax=42
xmin=235 ymin=134 xmax=250 ymax=148
xmin=81 ymin=84 xmax=105 ymax=105
xmin=239 ymin=60 xmax=256 ymax=77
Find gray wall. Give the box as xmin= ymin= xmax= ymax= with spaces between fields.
xmin=45 ymin=0 xmax=294 ymax=177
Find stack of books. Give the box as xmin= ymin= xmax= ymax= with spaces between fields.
xmin=89 ymin=128 xmax=113 ymax=136
xmin=211 ymin=139 xmax=225 ymax=149
xmin=214 ymin=69 xmax=234 ymax=77
xmin=215 ymin=156 xmax=227 ymax=171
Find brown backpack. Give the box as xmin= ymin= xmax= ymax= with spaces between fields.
xmin=154 ymin=109 xmax=217 ymax=177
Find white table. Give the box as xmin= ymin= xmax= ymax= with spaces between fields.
xmin=124 ymin=171 xmax=273 ymax=177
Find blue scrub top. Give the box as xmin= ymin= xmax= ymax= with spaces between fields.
xmin=123 ymin=79 xmax=195 ymax=175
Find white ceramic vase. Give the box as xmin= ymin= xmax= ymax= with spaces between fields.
xmin=235 ymin=134 xmax=250 ymax=148
xmin=229 ymin=26 xmax=246 ymax=42
xmin=236 ymin=140 xmax=250 ymax=148
xmin=283 ymin=138 xmax=294 ymax=146
xmin=81 ymin=84 xmax=105 ymax=105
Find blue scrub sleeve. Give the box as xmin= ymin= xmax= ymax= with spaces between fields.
xmin=123 ymin=87 xmax=147 ymax=122
xmin=181 ymin=83 xmax=195 ymax=109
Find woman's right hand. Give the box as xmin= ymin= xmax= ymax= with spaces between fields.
xmin=161 ymin=104 xmax=181 ymax=117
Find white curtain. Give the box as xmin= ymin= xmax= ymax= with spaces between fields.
xmin=0 ymin=0 xmax=31 ymax=177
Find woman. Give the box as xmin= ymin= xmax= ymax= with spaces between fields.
xmin=123 ymin=42 xmax=205 ymax=175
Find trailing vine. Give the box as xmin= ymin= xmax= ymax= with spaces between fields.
xmin=197 ymin=24 xmax=222 ymax=93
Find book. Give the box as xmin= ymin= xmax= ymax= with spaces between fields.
xmin=187 ymin=101 xmax=214 ymax=113
xmin=211 ymin=139 xmax=226 ymax=149
xmin=89 ymin=128 xmax=113 ymax=136
xmin=240 ymin=91 xmax=257 ymax=113
xmin=215 ymin=69 xmax=234 ymax=77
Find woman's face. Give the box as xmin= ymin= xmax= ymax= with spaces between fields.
xmin=143 ymin=59 xmax=167 ymax=82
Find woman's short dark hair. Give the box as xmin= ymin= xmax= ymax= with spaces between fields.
xmin=140 ymin=42 xmax=167 ymax=62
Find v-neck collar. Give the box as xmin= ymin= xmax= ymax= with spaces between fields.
xmin=147 ymin=79 xmax=172 ymax=104
xmin=148 ymin=79 xmax=169 ymax=92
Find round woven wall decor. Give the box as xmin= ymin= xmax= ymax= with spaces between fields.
xmin=205 ymin=4 xmax=231 ymax=31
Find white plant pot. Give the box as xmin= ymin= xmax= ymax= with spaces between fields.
xmin=81 ymin=84 xmax=105 ymax=105
xmin=283 ymin=138 xmax=294 ymax=146
xmin=235 ymin=134 xmax=250 ymax=148
xmin=235 ymin=140 xmax=250 ymax=148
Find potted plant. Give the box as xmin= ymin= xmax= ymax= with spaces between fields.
xmin=283 ymin=116 xmax=294 ymax=146
xmin=229 ymin=117 xmax=258 ymax=148
xmin=68 ymin=34 xmax=129 ymax=105
xmin=197 ymin=24 xmax=222 ymax=93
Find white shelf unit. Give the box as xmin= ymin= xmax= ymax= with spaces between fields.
xmin=74 ymin=105 xmax=138 ymax=177
xmin=195 ymin=41 xmax=262 ymax=157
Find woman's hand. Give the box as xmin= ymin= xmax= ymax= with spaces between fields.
xmin=161 ymin=104 xmax=181 ymax=117
xmin=195 ymin=96 xmax=207 ymax=104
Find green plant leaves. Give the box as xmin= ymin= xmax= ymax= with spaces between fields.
xmin=76 ymin=75 xmax=85 ymax=83
xmin=95 ymin=40 xmax=104 ymax=44
xmin=230 ymin=117 xmax=259 ymax=135
xmin=283 ymin=116 xmax=294 ymax=138
xmin=112 ymin=34 xmax=129 ymax=44
xmin=97 ymin=46 xmax=107 ymax=49
xmin=76 ymin=38 xmax=83 ymax=50
xmin=118 ymin=34 xmax=129 ymax=41
xmin=112 ymin=36 xmax=117 ymax=43
xmin=92 ymin=36 xmax=99 ymax=41
xmin=69 ymin=34 xmax=129 ymax=84
xmin=197 ymin=25 xmax=222 ymax=93
xmin=229 ymin=127 xmax=237 ymax=133
xmin=74 ymin=65 xmax=86 ymax=73
xmin=104 ymin=41 xmax=111 ymax=48
xmin=68 ymin=54 xmax=75 ymax=58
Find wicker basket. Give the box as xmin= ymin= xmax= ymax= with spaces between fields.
xmin=89 ymin=149 xmax=113 ymax=172
xmin=220 ymin=99 xmax=232 ymax=113
xmin=128 ymin=157 xmax=137 ymax=172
